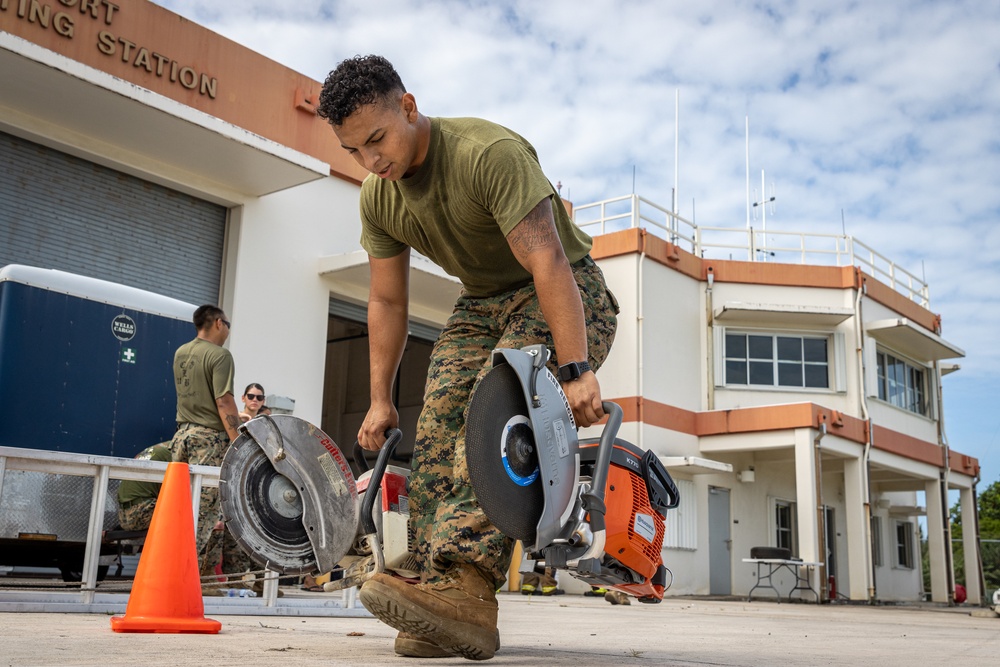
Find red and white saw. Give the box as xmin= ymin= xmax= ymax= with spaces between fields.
xmin=220 ymin=417 xmax=414 ymax=590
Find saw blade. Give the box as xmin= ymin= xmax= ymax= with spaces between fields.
xmin=221 ymin=438 xmax=316 ymax=573
xmin=220 ymin=417 xmax=359 ymax=574
xmin=466 ymin=362 xmax=544 ymax=543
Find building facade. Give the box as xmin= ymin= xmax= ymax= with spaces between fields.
xmin=1 ymin=1 xmax=981 ymax=603
xmin=573 ymin=198 xmax=978 ymax=603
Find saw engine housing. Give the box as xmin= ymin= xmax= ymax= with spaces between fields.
xmin=575 ymin=439 xmax=676 ymax=600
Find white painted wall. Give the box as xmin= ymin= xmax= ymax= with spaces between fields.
xmin=590 ymin=254 xmax=638 ymax=402
xmin=871 ymin=505 xmax=926 ymax=602
xmin=226 ymin=176 xmax=362 ymax=424
xmin=640 ymin=261 xmax=704 ymax=413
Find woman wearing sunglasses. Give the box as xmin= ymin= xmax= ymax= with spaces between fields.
xmin=239 ymin=383 xmax=266 ymax=423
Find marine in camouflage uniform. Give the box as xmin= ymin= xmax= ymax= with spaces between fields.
xmin=319 ymin=55 xmax=619 ymax=659
xmin=171 ymin=306 xmax=252 ymax=582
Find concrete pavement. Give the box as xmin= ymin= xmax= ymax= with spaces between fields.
xmin=2 ymin=593 xmax=998 ymax=666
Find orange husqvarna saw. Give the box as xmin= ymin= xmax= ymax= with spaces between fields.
xmin=466 ymin=345 xmax=680 ymax=602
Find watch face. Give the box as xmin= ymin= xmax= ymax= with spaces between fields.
xmin=559 ymin=363 xmax=581 ymax=382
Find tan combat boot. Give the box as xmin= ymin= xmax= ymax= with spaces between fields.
xmin=361 ymin=564 xmax=499 ymax=660
xmin=394 ymin=631 xmax=456 ymax=658
xmin=394 ymin=629 xmax=501 ymax=658
xmin=604 ymin=589 xmax=631 ymax=605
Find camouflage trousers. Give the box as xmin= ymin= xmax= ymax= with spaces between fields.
xmin=171 ymin=422 xmax=253 ymax=579
xmin=200 ymin=526 xmax=253 ymax=581
xmin=117 ymin=499 xmax=156 ymax=532
xmin=410 ymin=257 xmax=619 ymax=587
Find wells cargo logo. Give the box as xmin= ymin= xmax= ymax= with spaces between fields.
xmin=111 ymin=313 xmax=136 ymax=341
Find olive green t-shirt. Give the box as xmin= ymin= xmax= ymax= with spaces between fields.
xmin=173 ymin=337 xmax=234 ymax=431
xmin=117 ymin=444 xmax=173 ymax=506
xmin=359 ymin=117 xmax=593 ymax=297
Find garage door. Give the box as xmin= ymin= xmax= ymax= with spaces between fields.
xmin=0 ymin=131 xmax=226 ymax=306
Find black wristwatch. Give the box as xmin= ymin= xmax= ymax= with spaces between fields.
xmin=557 ymin=360 xmax=591 ymax=383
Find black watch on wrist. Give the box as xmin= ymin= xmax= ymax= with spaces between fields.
xmin=557 ymin=360 xmax=591 ymax=383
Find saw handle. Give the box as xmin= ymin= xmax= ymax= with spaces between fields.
xmin=579 ymin=401 xmax=623 ymax=534
xmin=358 ymin=428 xmax=402 ymax=537
xmin=352 ymin=429 xmax=399 ymax=474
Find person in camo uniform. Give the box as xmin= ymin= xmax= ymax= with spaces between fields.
xmin=170 ymin=304 xmax=253 ymax=587
xmin=317 ymin=55 xmax=619 ymax=660
xmin=116 ymin=443 xmax=172 ymax=532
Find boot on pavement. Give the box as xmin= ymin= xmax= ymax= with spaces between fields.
xmin=361 ymin=564 xmax=499 ymax=660
xmin=604 ymin=589 xmax=631 ymax=605
xmin=394 ymin=629 xmax=501 ymax=658
xmin=394 ymin=631 xmax=456 ymax=658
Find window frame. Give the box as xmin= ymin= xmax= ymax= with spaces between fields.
xmin=875 ymin=349 xmax=929 ymax=417
xmin=893 ymin=519 xmax=915 ymax=569
xmin=771 ymin=497 xmax=798 ymax=555
xmin=871 ymin=515 xmax=884 ymax=567
xmin=663 ymin=478 xmax=697 ymax=551
xmin=722 ymin=329 xmax=835 ymax=391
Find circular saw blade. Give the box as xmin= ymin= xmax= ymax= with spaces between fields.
xmin=220 ymin=428 xmax=357 ymax=574
xmin=467 ymin=362 xmax=544 ymax=543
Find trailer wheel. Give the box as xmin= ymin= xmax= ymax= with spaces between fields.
xmin=59 ymin=564 xmax=109 ymax=583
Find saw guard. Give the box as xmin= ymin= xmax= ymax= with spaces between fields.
xmin=467 ymin=345 xmax=580 ymax=551
xmin=220 ymin=415 xmax=359 ymax=574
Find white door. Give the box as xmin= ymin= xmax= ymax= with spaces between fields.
xmin=708 ymin=486 xmax=732 ymax=595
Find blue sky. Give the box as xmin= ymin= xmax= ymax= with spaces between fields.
xmin=155 ymin=0 xmax=1000 ymax=487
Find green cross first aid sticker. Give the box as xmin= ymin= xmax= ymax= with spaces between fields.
xmin=121 ymin=348 xmax=137 ymax=364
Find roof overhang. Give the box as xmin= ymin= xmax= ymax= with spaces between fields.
xmin=0 ymin=34 xmax=328 ymax=204
xmin=713 ymin=302 xmax=854 ymax=326
xmin=888 ymin=504 xmax=926 ymax=517
xmin=318 ymin=251 xmax=462 ymax=325
xmin=658 ymin=456 xmax=733 ymax=475
xmin=865 ymin=318 xmax=965 ymax=362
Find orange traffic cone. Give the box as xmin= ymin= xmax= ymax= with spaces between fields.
xmin=111 ymin=462 xmax=221 ymax=633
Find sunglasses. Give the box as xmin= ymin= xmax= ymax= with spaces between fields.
xmin=245 ymin=393 xmax=265 ymax=401
xmin=221 ymin=319 xmax=231 ymax=329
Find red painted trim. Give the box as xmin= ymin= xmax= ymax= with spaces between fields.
xmin=600 ymin=395 xmax=977 ymax=475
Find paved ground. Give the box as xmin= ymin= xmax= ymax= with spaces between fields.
xmin=2 ymin=592 xmax=998 ymax=666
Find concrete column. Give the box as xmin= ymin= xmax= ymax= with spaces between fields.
xmin=960 ymin=486 xmax=982 ymax=604
xmin=794 ymin=430 xmax=820 ymax=595
xmin=924 ymin=479 xmax=949 ymax=603
xmin=843 ymin=457 xmax=870 ymax=600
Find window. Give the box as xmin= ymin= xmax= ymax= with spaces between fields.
xmin=871 ymin=516 xmax=883 ymax=567
xmin=894 ymin=520 xmax=915 ymax=569
xmin=663 ymin=479 xmax=696 ymax=550
xmin=725 ymin=333 xmax=830 ymax=388
xmin=774 ymin=499 xmax=797 ymax=554
xmin=876 ymin=351 xmax=927 ymax=416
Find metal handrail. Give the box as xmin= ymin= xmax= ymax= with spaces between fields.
xmin=0 ymin=446 xmax=369 ymax=616
xmin=573 ymin=194 xmax=930 ymax=307
xmin=0 ymin=445 xmax=218 ymax=604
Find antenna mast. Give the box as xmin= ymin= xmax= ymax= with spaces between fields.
xmin=674 ymin=89 xmax=680 ymax=217
xmin=745 ymin=116 xmax=750 ymax=230
xmin=751 ymin=169 xmax=777 ymax=261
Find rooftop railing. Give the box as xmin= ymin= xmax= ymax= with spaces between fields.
xmin=573 ymin=194 xmax=930 ymax=308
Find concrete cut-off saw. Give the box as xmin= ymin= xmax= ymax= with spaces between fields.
xmin=220 ymin=345 xmax=679 ymax=603
xmin=466 ymin=345 xmax=679 ymax=602
xmin=220 ymin=416 xmax=416 ymax=591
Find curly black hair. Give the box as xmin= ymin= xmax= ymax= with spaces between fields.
xmin=317 ymin=55 xmax=406 ymax=126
